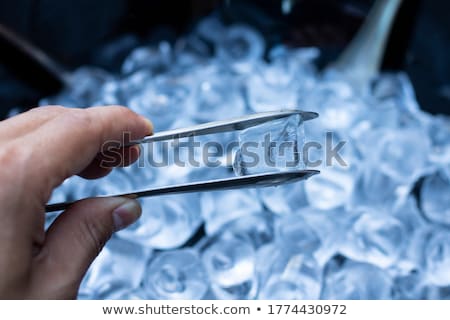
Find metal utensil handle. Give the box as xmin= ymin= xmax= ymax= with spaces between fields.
xmin=133 ymin=110 xmax=318 ymax=145
xmin=45 ymin=170 xmax=319 ymax=212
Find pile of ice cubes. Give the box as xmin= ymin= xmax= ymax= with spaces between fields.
xmin=41 ymin=16 xmax=450 ymax=300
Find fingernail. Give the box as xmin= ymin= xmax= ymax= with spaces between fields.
xmin=112 ymin=199 xmax=142 ymax=232
xmin=140 ymin=116 xmax=154 ymax=134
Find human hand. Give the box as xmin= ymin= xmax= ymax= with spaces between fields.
xmin=0 ymin=105 xmax=153 ymax=299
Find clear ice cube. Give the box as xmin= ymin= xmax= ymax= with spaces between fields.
xmin=144 ymin=249 xmax=208 ymax=299
xmin=193 ymin=66 xmax=246 ymax=122
xmin=259 ymin=182 xmax=308 ymax=215
xmin=233 ymin=114 xmax=305 ymax=176
xmin=340 ymin=209 xmax=407 ymax=268
xmin=392 ymin=270 xmax=426 ymax=299
xmin=321 ymin=258 xmax=393 ymax=299
xmin=217 ymin=24 xmax=265 ymax=74
xmin=200 ymin=190 xmax=262 ymax=235
xmin=349 ymin=155 xmax=413 ymax=211
xmin=299 ymin=76 xmax=366 ymax=132
xmin=96 ymin=282 xmax=148 ymax=300
xmin=220 ymin=212 xmax=274 ymax=249
xmin=275 ymin=214 xmax=321 ymax=255
xmin=128 ymin=74 xmax=193 ymax=131
xmin=304 ymin=165 xmax=355 ymax=210
xmin=121 ymin=42 xmax=172 ymax=75
xmin=257 ymin=252 xmax=322 ymax=299
xmin=422 ymin=229 xmax=450 ymax=286
xmin=246 ymin=63 xmax=298 ymax=113
xmin=117 ymin=194 xmax=202 ymax=250
xmin=300 ymin=207 xmax=354 ymax=266
xmin=427 ymin=115 xmax=450 ymax=164
xmin=375 ymin=128 xmax=430 ymax=185
xmin=421 ymin=170 xmax=450 ymax=227
xmin=200 ymin=234 xmax=257 ymax=299
xmin=80 ymin=236 xmax=153 ymax=292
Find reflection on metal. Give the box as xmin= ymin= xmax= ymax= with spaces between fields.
xmin=331 ymin=0 xmax=403 ymax=84
xmin=45 ymin=170 xmax=319 ymax=212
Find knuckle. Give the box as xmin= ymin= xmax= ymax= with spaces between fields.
xmin=0 ymin=143 xmax=30 ymax=172
xmin=28 ymin=105 xmax=64 ymax=114
xmin=24 ymin=105 xmax=67 ymax=119
xmin=114 ymin=106 xmax=138 ymax=123
xmin=38 ymin=105 xmax=66 ymax=113
xmin=110 ymin=105 xmax=139 ymax=121
xmin=0 ymin=143 xmax=53 ymax=203
xmin=66 ymin=109 xmax=94 ymax=128
xmin=61 ymin=109 xmax=99 ymax=140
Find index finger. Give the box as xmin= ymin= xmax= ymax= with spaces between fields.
xmin=21 ymin=106 xmax=153 ymax=192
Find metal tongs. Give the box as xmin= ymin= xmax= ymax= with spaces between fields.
xmin=45 ymin=110 xmax=319 ymax=212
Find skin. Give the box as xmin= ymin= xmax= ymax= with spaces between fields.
xmin=0 ymin=105 xmax=153 ymax=299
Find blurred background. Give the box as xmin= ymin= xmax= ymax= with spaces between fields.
xmin=0 ymin=0 xmax=449 ymax=118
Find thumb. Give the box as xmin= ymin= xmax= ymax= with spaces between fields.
xmin=33 ymin=197 xmax=141 ymax=298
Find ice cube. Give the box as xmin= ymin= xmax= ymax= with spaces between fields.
xmin=300 ymin=207 xmax=354 ymax=266
xmin=117 ymin=160 xmax=158 ymax=191
xmin=246 ymin=63 xmax=298 ymax=113
xmin=258 ymin=253 xmax=321 ymax=299
xmin=260 ymin=182 xmax=308 ymax=215
xmin=144 ymin=249 xmax=208 ymax=299
xmin=304 ymin=165 xmax=355 ymax=210
xmin=220 ymin=212 xmax=274 ymax=249
xmin=426 ymin=285 xmax=450 ymax=300
xmin=392 ymin=196 xmax=426 ymax=237
xmin=80 ymin=236 xmax=153 ymax=292
xmin=390 ymin=196 xmax=427 ymax=272
xmin=200 ymin=190 xmax=262 ymax=235
xmin=193 ymin=66 xmax=246 ymax=122
xmin=370 ymin=72 xmax=421 ymax=115
xmin=392 ymin=270 xmax=426 ymax=299
xmin=427 ymin=115 xmax=450 ymax=164
xmin=217 ymin=24 xmax=265 ymax=74
xmin=375 ymin=128 xmax=430 ymax=185
xmin=91 ymin=168 xmax=135 ymax=196
xmin=174 ymin=35 xmax=212 ymax=68
xmin=340 ymin=209 xmax=407 ymax=268
xmin=92 ymin=80 xmax=121 ymax=106
xmin=96 ymin=282 xmax=148 ymax=300
xmin=233 ymin=114 xmax=305 ymax=176
xmin=128 ymin=75 xmax=193 ymax=131
xmin=117 ymin=194 xmax=203 ymax=250
xmin=121 ymin=42 xmax=171 ymax=75
xmin=422 ymin=229 xmax=450 ymax=286
xmin=349 ymin=166 xmax=408 ymax=211
xmin=195 ymin=15 xmax=226 ymax=44
xmin=248 ymin=46 xmax=318 ymax=114
xmin=299 ymin=76 xmax=366 ymax=132
xmin=321 ymin=258 xmax=393 ymax=299
xmin=200 ymin=233 xmax=257 ymax=299
xmin=421 ymin=170 xmax=450 ymax=227
xmin=275 ymin=214 xmax=321 ymax=254
xmin=349 ymin=69 xmax=423 ymax=138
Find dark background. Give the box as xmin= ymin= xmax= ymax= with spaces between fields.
xmin=0 ymin=0 xmax=449 ymax=118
